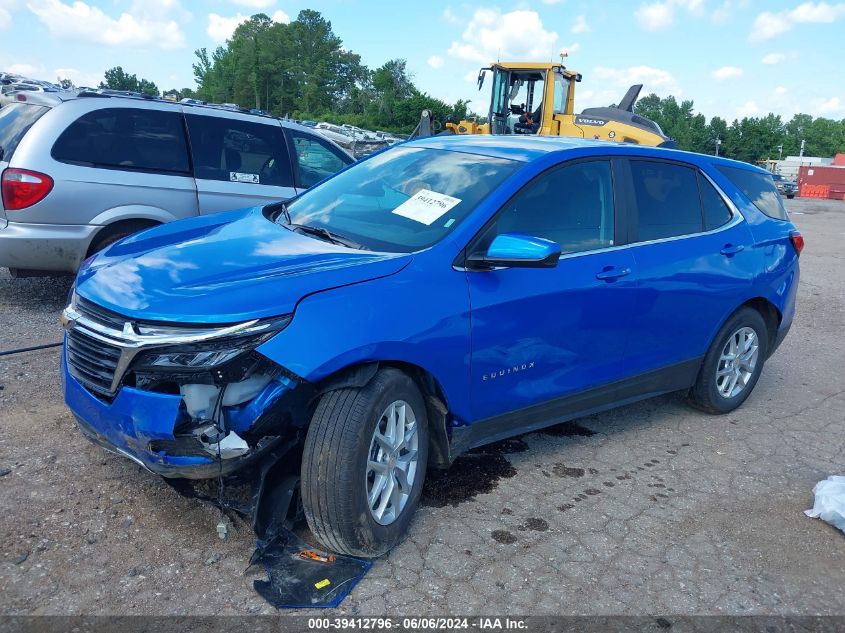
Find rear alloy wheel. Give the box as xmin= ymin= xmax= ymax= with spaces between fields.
xmin=715 ymin=326 xmax=760 ymax=399
xmin=688 ymin=307 xmax=769 ymax=414
xmin=301 ymin=368 xmax=428 ymax=557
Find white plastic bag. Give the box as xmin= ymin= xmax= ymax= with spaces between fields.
xmin=804 ymin=475 xmax=845 ymax=534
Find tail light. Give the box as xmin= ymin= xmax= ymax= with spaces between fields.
xmin=15 ymin=93 xmax=26 ymax=102
xmin=1 ymin=168 xmax=55 ymax=210
xmin=789 ymin=230 xmax=804 ymax=256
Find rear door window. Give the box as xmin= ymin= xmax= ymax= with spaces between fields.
xmin=52 ymin=107 xmax=190 ymax=173
xmin=186 ymin=114 xmax=293 ymax=187
xmin=288 ymin=130 xmax=352 ymax=188
xmin=716 ymin=164 xmax=789 ymax=220
xmin=698 ymin=173 xmax=733 ymax=230
xmin=0 ymin=104 xmax=49 ymax=161
xmin=630 ymin=160 xmax=703 ymax=241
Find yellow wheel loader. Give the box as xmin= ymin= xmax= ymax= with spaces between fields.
xmin=415 ymin=59 xmax=675 ymax=147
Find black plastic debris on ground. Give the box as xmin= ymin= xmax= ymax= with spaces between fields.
xmin=250 ymin=529 xmax=372 ymax=609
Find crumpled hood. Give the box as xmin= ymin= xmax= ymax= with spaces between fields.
xmin=75 ymin=207 xmax=412 ymax=323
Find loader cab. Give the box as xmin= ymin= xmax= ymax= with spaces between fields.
xmin=484 ymin=63 xmax=577 ymax=135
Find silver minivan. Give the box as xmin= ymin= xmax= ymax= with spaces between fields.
xmin=0 ymin=92 xmax=354 ymax=276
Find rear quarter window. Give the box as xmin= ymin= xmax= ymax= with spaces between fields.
xmin=0 ymin=104 xmax=49 ymax=161
xmin=52 ymin=107 xmax=190 ymax=174
xmin=716 ymin=165 xmax=789 ymax=221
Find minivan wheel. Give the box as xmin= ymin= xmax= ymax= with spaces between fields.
xmin=688 ymin=307 xmax=769 ymax=414
xmin=301 ymin=368 xmax=428 ymax=557
xmin=87 ymin=220 xmax=157 ymax=257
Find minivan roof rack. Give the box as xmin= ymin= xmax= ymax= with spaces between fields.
xmin=75 ymin=89 xmax=278 ymax=121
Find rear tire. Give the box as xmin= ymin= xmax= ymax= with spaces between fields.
xmin=687 ymin=307 xmax=769 ymax=414
xmin=301 ymin=368 xmax=429 ymax=557
xmin=87 ymin=220 xmax=157 ymax=257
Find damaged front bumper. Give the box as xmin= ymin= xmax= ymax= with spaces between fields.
xmin=60 ymin=296 xmax=311 ymax=479
xmin=62 ymin=349 xmax=301 ymax=479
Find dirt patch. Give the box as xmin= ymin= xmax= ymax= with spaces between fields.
xmin=421 ymin=452 xmax=517 ymax=508
xmin=518 ymin=518 xmax=549 ymax=532
xmin=552 ymin=463 xmax=585 ymax=478
xmin=491 ymin=530 xmax=517 ymax=544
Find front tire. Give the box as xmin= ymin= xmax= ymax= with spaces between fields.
xmin=688 ymin=307 xmax=769 ymax=414
xmin=301 ymin=368 xmax=429 ymax=557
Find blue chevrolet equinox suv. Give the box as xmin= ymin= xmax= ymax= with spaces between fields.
xmin=61 ymin=136 xmax=801 ymax=556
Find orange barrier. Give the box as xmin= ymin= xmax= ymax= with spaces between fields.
xmin=799 ymin=184 xmax=831 ymax=198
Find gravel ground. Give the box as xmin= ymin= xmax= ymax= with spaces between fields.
xmin=0 ymin=197 xmax=843 ymax=615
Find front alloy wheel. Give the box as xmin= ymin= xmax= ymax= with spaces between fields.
xmin=301 ymin=368 xmax=429 ymax=557
xmin=366 ymin=400 xmax=420 ymax=525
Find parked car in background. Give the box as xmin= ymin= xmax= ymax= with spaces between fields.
xmin=61 ymin=136 xmax=801 ymax=558
xmin=1 ymin=82 xmax=60 ymax=107
xmin=772 ymin=172 xmax=797 ymax=198
xmin=0 ymin=92 xmax=353 ymax=276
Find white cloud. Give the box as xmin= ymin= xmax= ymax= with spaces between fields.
xmin=762 ymin=52 xmax=786 ymax=64
xmin=271 ymin=9 xmax=289 ymax=23
xmin=427 ymin=55 xmax=445 ymax=69
xmin=26 ymin=0 xmax=186 ymax=49
xmin=542 ymin=0 xmax=565 ymax=4
xmin=817 ymin=96 xmax=844 ymax=115
xmin=712 ymin=66 xmax=743 ymax=80
xmin=7 ymin=62 xmax=44 ymax=76
xmin=207 ymin=12 xmax=248 ymax=42
xmin=0 ymin=0 xmax=21 ymax=29
xmin=635 ymin=2 xmax=674 ymax=29
xmin=750 ymin=2 xmax=845 ymax=41
xmin=54 ymin=67 xmax=102 ymax=87
xmin=593 ymin=65 xmax=681 ymax=98
xmin=635 ymin=0 xmax=708 ymax=29
xmin=775 ymin=85 xmax=788 ymax=94
xmin=736 ymin=100 xmax=760 ymax=117
xmin=447 ymin=9 xmax=559 ymax=63
xmin=563 ymin=42 xmax=580 ymax=54
xmin=571 ymin=14 xmax=590 ymax=33
xmin=442 ymin=7 xmax=461 ymax=24
xmin=231 ymin=0 xmax=275 ymax=7
xmin=130 ymin=0 xmax=190 ymax=23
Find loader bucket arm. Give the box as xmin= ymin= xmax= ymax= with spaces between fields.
xmin=618 ymin=84 xmax=643 ymax=112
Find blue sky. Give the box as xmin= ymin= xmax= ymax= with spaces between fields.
xmin=1 ymin=0 xmax=843 ymax=121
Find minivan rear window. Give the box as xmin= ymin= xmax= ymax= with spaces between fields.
xmin=717 ymin=165 xmax=789 ymax=221
xmin=0 ymin=104 xmax=49 ymax=161
xmin=52 ymin=108 xmax=190 ymax=174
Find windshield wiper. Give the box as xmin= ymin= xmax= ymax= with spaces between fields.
xmin=287 ymin=223 xmax=366 ymax=250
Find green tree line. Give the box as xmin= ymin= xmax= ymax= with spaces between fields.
xmin=189 ymin=10 xmax=468 ymax=134
xmin=98 ymin=8 xmax=845 ymax=162
xmin=635 ymin=94 xmax=845 ymax=162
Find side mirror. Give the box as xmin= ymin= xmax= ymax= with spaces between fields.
xmin=467 ymin=233 xmax=561 ymax=270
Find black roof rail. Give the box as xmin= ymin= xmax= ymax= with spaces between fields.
xmin=75 ymin=89 xmax=280 ymax=121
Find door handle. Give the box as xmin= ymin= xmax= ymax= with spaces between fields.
xmin=595 ymin=266 xmax=631 ymax=281
xmin=720 ymin=244 xmax=745 ymax=256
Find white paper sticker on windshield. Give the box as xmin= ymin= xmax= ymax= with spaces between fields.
xmin=230 ymin=171 xmax=260 ymax=184
xmin=392 ymin=189 xmax=461 ymax=225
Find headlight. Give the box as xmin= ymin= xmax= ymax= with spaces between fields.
xmin=131 ymin=316 xmax=291 ymax=372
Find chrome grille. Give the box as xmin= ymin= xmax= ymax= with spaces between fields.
xmin=66 ymin=328 xmax=122 ymax=398
xmin=75 ymin=296 xmax=126 ymax=330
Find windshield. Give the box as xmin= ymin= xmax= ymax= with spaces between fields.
xmin=282 ymin=147 xmax=521 ymax=252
